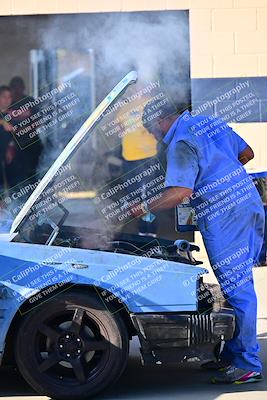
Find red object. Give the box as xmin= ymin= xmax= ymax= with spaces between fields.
xmin=6 ymin=142 xmax=16 ymax=164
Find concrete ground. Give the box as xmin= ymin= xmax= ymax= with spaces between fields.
xmin=0 ymin=267 xmax=266 ymax=400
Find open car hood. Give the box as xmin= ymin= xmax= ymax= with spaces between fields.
xmin=10 ymin=71 xmax=138 ymax=236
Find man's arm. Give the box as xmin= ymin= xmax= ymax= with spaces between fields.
xmin=238 ymin=145 xmax=254 ymax=165
xmin=132 ymin=186 xmax=193 ymax=217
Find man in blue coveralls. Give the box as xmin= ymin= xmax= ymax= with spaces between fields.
xmin=133 ymin=99 xmax=265 ymax=384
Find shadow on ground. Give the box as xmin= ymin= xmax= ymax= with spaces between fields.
xmin=0 ymin=337 xmax=267 ymax=400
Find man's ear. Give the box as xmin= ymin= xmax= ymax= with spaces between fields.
xmin=159 ymin=117 xmax=177 ymax=133
xmin=158 ymin=118 xmax=170 ymax=132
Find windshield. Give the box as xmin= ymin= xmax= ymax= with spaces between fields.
xmin=10 ymin=72 xmax=176 ymax=246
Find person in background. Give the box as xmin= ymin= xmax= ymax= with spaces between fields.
xmin=0 ymin=85 xmax=15 ymax=193
xmin=7 ymin=77 xmax=43 ymax=188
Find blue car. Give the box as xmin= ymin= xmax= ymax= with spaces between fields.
xmin=0 ymin=72 xmax=234 ymax=399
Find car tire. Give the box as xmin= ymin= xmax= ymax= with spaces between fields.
xmin=15 ymin=291 xmax=129 ymax=399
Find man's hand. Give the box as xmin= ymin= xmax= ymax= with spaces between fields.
xmin=130 ymin=203 xmax=146 ymax=218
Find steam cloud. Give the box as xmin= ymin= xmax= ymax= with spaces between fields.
xmin=39 ymin=11 xmax=189 ymax=99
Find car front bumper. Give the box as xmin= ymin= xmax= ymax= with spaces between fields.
xmin=131 ymin=308 xmax=235 ymax=365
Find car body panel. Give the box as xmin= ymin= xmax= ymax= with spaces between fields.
xmin=0 ymin=240 xmax=208 ymax=362
xmin=0 ymin=241 xmax=207 ymax=311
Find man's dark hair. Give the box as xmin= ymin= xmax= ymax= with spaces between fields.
xmin=0 ymin=85 xmax=11 ymax=96
xmin=9 ymin=76 xmax=25 ymax=89
xmin=142 ymin=97 xmax=188 ymax=131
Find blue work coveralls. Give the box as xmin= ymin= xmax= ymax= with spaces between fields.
xmin=163 ymin=110 xmax=265 ymax=372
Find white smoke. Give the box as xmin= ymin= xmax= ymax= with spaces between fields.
xmin=39 ymin=11 xmax=189 ymax=97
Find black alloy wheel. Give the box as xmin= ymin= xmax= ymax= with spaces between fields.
xmin=15 ymin=291 xmax=129 ymax=399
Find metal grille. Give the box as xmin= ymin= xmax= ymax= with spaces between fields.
xmin=190 ymin=314 xmax=213 ymax=345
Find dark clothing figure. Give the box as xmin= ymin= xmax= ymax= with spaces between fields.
xmin=7 ymin=95 xmax=43 ymax=188
xmin=0 ymin=113 xmax=13 ymax=191
xmin=0 ymin=86 xmax=13 ymax=193
xmin=6 ymin=77 xmax=43 ymax=189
